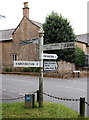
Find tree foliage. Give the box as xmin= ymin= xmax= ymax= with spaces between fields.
xmin=73 ymin=47 xmax=85 ymax=67
xmin=43 ymin=11 xmax=85 ymax=66
xmin=43 ymin=11 xmax=76 ymax=44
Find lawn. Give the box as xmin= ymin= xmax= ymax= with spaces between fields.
xmin=1 ymin=102 xmax=89 ymax=119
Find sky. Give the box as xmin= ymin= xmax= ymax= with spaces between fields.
xmin=0 ymin=0 xmax=88 ymax=35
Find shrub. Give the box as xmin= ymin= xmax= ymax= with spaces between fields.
xmin=33 ymin=67 xmax=41 ymax=72
xmin=22 ymin=67 xmax=41 ymax=72
xmin=73 ymin=47 xmax=85 ymax=67
xmin=4 ymin=68 xmax=12 ymax=72
xmin=22 ymin=67 xmax=31 ymax=72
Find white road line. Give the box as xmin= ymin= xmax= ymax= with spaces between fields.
xmin=56 ymin=85 xmax=87 ymax=92
xmin=19 ymin=93 xmax=25 ymax=96
xmin=2 ymin=89 xmax=17 ymax=93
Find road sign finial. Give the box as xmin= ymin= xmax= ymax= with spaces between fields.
xmin=38 ymin=27 xmax=44 ymax=37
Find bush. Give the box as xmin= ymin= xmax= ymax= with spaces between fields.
xmin=73 ymin=47 xmax=85 ymax=67
xmin=22 ymin=67 xmax=41 ymax=72
xmin=33 ymin=67 xmax=41 ymax=72
xmin=4 ymin=68 xmax=12 ymax=72
xmin=22 ymin=67 xmax=31 ymax=72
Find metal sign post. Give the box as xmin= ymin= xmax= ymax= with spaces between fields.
xmin=38 ymin=28 xmax=44 ymax=108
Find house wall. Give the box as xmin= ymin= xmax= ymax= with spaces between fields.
xmin=57 ymin=61 xmax=75 ymax=73
xmin=75 ymin=42 xmax=87 ymax=54
xmin=2 ymin=41 xmax=12 ymax=68
xmin=87 ymin=46 xmax=89 ymax=54
xmin=12 ymin=17 xmax=40 ymax=63
xmin=0 ymin=16 xmax=40 ymax=71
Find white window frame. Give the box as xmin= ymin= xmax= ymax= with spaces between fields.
xmin=12 ymin=54 xmax=18 ymax=61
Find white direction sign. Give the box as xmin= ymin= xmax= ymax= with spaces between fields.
xmin=14 ymin=61 xmax=40 ymax=67
xmin=40 ymin=42 xmax=75 ymax=51
xmin=44 ymin=61 xmax=58 ymax=71
xmin=43 ymin=53 xmax=58 ymax=60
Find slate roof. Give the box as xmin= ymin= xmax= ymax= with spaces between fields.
xmin=0 ymin=28 xmax=14 ymax=41
xmin=0 ymin=17 xmax=42 ymax=42
xmin=31 ymin=20 xmax=42 ymax=28
xmin=0 ymin=22 xmax=89 ymax=46
xmin=76 ymin=33 xmax=89 ymax=45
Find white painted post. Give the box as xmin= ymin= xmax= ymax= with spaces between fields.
xmin=38 ymin=28 xmax=44 ymax=107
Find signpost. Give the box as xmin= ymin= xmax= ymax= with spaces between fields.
xmin=20 ymin=38 xmax=39 ymax=45
xmin=40 ymin=42 xmax=75 ymax=51
xmin=38 ymin=28 xmax=44 ymax=108
xmin=38 ymin=41 xmax=74 ymax=107
xmin=14 ymin=61 xmax=40 ymax=67
xmin=13 ymin=28 xmax=75 ymax=108
xmin=43 ymin=53 xmax=58 ymax=60
xmin=44 ymin=61 xmax=57 ymax=71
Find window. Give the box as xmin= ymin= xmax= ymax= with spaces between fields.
xmin=12 ymin=54 xmax=17 ymax=61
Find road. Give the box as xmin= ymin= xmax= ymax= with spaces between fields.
xmin=1 ymin=74 xmax=88 ymax=116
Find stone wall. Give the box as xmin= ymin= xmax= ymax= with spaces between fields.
xmin=12 ymin=17 xmax=40 ymax=63
xmin=57 ymin=61 xmax=75 ymax=73
xmin=75 ymin=42 xmax=87 ymax=54
xmin=2 ymin=41 xmax=12 ymax=68
xmin=1 ymin=16 xmax=40 ymax=71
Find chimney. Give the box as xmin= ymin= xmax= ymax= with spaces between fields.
xmin=23 ymin=2 xmax=29 ymax=18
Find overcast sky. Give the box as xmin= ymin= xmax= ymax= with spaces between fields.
xmin=0 ymin=0 xmax=88 ymax=35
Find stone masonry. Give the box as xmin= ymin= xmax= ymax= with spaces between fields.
xmin=1 ymin=2 xmax=41 ymax=71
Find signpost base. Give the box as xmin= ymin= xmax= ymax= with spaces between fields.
xmin=25 ymin=93 xmax=35 ymax=108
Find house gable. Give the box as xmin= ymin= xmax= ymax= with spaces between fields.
xmin=12 ymin=16 xmax=41 ymax=38
xmin=11 ymin=15 xmax=41 ymax=62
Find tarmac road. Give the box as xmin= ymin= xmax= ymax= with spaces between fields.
xmin=1 ymin=74 xmax=88 ymax=116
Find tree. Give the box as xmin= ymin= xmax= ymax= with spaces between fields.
xmin=43 ymin=11 xmax=85 ymax=66
xmin=43 ymin=11 xmax=76 ymax=44
xmin=73 ymin=47 xmax=85 ymax=67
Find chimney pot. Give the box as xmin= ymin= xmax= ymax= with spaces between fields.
xmin=23 ymin=2 xmax=29 ymax=18
xmin=24 ymin=2 xmax=28 ymax=8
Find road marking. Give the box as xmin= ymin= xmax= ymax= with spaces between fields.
xmin=56 ymin=85 xmax=87 ymax=92
xmin=2 ymin=89 xmax=17 ymax=93
xmin=19 ymin=93 xmax=25 ymax=96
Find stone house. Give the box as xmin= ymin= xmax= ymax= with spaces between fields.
xmin=0 ymin=2 xmax=42 ymax=71
xmin=76 ymin=33 xmax=89 ymax=54
xmin=76 ymin=33 xmax=89 ymax=66
xmin=0 ymin=2 xmax=89 ymax=72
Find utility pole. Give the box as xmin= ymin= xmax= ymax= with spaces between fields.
xmin=38 ymin=28 xmax=44 ymax=107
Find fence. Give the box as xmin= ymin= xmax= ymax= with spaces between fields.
xmin=37 ymin=90 xmax=89 ymax=117
xmin=1 ymin=90 xmax=89 ymax=117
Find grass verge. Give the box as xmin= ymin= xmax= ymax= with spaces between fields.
xmin=2 ymin=102 xmax=89 ymax=119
